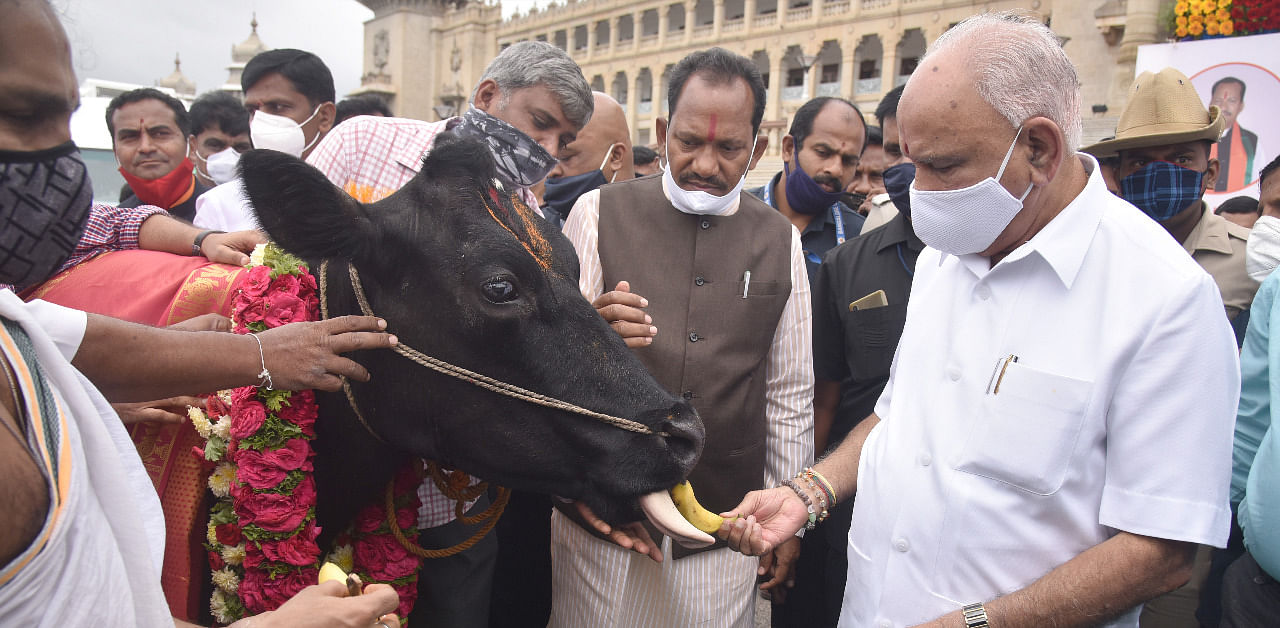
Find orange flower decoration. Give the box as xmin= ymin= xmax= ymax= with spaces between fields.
xmin=1177 ymin=24 xmax=1190 ymax=37
xmin=1202 ymin=0 xmax=1217 ymax=13
xmin=1189 ymin=20 xmax=1205 ymax=35
xmin=1207 ymin=20 xmax=1220 ymax=34
xmin=1220 ymin=19 xmax=1235 ymax=35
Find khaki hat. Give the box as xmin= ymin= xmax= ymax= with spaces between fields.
xmin=1083 ymin=67 xmax=1225 ymax=157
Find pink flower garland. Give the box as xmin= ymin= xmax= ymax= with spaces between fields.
xmin=198 ymin=244 xmax=425 ymax=625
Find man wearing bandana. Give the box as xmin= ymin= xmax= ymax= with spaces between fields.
xmin=748 ymin=97 xmax=866 ymax=287
xmin=109 ymin=88 xmax=209 ymax=222
xmin=306 ymin=39 xmax=593 ymax=628
xmin=1085 ymin=68 xmax=1258 ymax=333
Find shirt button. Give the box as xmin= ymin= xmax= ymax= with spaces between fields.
xmin=894 ymin=538 xmax=909 ymax=553
xmin=695 ymin=276 xmax=705 ymax=286
xmin=682 ymin=390 xmax=694 ymax=400
xmin=919 ymin=453 xmax=932 ymax=467
xmin=947 ymin=366 xmax=962 ymax=381
xmin=976 ymin=285 xmax=991 ymax=300
xmin=689 ymin=331 xmax=700 ymax=342
xmin=700 ymin=219 xmax=711 ymax=229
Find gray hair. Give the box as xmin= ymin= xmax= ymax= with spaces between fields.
xmin=471 ymin=41 xmax=594 ymax=130
xmin=926 ymin=11 xmax=1082 ymax=152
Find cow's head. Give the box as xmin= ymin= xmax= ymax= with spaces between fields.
xmin=238 ymin=134 xmax=703 ymax=526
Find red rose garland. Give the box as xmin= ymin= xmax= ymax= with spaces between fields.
xmin=197 ymin=244 xmax=425 ymax=625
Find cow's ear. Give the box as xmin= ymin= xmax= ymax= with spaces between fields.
xmin=239 ymin=149 xmax=373 ymax=263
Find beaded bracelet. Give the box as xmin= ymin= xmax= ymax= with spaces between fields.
xmin=804 ymin=467 xmax=838 ymax=505
xmin=780 ymin=478 xmax=818 ymax=530
xmin=798 ymin=473 xmax=827 ymax=518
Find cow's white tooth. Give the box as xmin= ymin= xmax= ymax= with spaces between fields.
xmin=638 ymin=490 xmax=715 ymax=549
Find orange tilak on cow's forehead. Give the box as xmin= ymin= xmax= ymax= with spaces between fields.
xmin=481 ymin=190 xmax=554 ymax=271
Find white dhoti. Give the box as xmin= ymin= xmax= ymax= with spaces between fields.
xmin=549 ymin=508 xmax=758 ymax=628
xmin=0 ymin=295 xmax=170 ymax=627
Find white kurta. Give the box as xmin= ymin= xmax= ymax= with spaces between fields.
xmin=0 ymin=293 xmax=170 ymax=627
xmin=841 ymin=155 xmax=1239 ymax=628
xmin=548 ymin=186 xmax=814 ymax=627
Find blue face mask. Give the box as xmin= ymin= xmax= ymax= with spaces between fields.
xmin=783 ymin=157 xmax=844 ymax=215
xmin=882 ymin=162 xmax=916 ymax=218
xmin=1120 ymin=161 xmax=1206 ymax=222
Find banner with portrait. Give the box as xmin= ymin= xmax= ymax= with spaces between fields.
xmin=1137 ymin=32 xmax=1280 ymax=208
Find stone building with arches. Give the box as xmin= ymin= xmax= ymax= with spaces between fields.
xmin=354 ymin=0 xmax=1168 ymax=155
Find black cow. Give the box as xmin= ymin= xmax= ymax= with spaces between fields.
xmin=239 ymin=134 xmax=704 ymax=542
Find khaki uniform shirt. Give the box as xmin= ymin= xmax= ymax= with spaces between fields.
xmin=1183 ymin=202 xmax=1258 ymax=320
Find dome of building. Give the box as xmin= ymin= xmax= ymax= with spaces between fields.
xmin=156 ymin=53 xmax=196 ymax=97
xmin=232 ymin=15 xmax=269 ymax=63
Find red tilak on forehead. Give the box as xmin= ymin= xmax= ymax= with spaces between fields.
xmin=707 ymin=114 xmax=717 ymax=142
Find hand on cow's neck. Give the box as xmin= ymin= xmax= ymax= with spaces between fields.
xmin=773 ymin=175 xmax=817 ymax=232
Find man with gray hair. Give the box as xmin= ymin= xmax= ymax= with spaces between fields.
xmin=306 ymin=40 xmax=593 ymax=628
xmin=720 ymin=12 xmax=1237 ymax=627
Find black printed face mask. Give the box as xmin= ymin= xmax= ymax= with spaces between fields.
xmin=0 ymin=141 xmax=93 ymax=287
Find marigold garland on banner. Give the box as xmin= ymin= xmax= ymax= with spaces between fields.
xmin=194 ymin=243 xmax=425 ymax=625
xmin=1172 ymin=0 xmax=1280 ymax=39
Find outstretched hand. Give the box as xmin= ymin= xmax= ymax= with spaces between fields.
xmin=241 ymin=580 xmax=400 ymax=628
xmin=718 ymin=486 xmax=809 ymax=557
xmin=574 ymin=501 xmax=664 ymax=562
xmin=257 ymin=316 xmax=397 ymax=392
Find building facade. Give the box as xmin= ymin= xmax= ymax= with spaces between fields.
xmin=357 ymin=0 xmax=1170 ymax=152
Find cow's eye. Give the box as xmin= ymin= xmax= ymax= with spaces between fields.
xmin=481 ymin=278 xmax=519 ymax=304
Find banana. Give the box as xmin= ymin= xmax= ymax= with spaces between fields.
xmin=318 ymin=561 xmax=362 ymax=596
xmin=670 ymin=481 xmax=726 ymax=534
xmin=318 ymin=561 xmax=347 ymax=585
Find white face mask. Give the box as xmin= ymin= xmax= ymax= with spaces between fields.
xmin=1247 ymin=215 xmax=1280 ymax=282
xmin=909 ymin=126 xmax=1033 ymax=255
xmin=250 ymin=106 xmax=322 ymax=158
xmin=662 ymin=143 xmax=753 ymax=216
xmin=203 ymin=147 xmax=241 ymax=185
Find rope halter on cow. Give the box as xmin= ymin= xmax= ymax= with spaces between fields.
xmin=317 ymin=259 xmax=670 ymax=441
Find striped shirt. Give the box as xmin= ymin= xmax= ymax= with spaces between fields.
xmin=306 ymin=114 xmax=539 ymax=528
xmin=551 ymin=186 xmax=814 ymax=626
xmin=65 ymin=204 xmax=166 ymax=273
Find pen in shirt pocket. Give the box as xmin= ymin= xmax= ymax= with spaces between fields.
xmin=985 ymin=354 xmax=1019 ymax=395
xmin=742 ymin=270 xmax=751 ymax=298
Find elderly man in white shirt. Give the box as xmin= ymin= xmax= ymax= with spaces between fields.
xmin=720 ymin=12 xmax=1238 ymax=628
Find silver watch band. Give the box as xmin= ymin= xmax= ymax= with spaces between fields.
xmin=962 ymin=602 xmax=990 ymax=628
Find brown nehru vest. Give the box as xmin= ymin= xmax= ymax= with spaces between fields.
xmin=598 ymin=175 xmax=793 ymax=558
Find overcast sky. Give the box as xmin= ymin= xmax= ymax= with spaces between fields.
xmin=55 ymin=0 xmax=545 ymax=99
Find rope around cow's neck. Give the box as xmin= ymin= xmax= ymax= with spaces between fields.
xmin=316 ymin=259 xmax=668 ymax=439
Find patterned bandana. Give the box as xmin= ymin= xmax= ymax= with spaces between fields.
xmin=1119 ymin=160 xmax=1205 ymax=222
xmin=0 ymin=141 xmax=93 ymax=287
xmin=453 ymin=107 xmax=557 ymax=187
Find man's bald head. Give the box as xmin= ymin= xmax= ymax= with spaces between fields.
xmin=548 ymin=91 xmax=634 ymax=181
xmin=910 ymin=12 xmax=1082 ymax=153
xmin=0 ymin=0 xmax=80 ymax=152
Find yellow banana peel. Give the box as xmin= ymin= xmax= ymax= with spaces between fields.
xmin=669 ymin=481 xmax=726 ymax=534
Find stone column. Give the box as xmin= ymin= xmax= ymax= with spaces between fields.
xmin=842 ymin=42 xmax=856 ymax=100
xmin=881 ymin=33 xmax=900 ymax=97
xmin=813 ymin=0 xmax=824 ymax=22
xmin=1112 ymin=0 xmax=1159 ymax=108
xmin=684 ymin=4 xmax=696 ymax=43
xmin=659 ymin=7 xmax=670 ymax=47
xmin=744 ymin=0 xmax=756 ymax=34
xmin=714 ymin=0 xmax=725 ymax=38
xmin=779 ymin=0 xmax=788 ymax=27
xmin=586 ymin=23 xmax=596 ymax=61
xmin=769 ymin=49 xmax=785 ymax=126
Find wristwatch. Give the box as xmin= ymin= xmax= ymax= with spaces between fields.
xmin=962 ymin=602 xmax=990 ymax=628
xmin=192 ymin=230 xmax=225 ymax=256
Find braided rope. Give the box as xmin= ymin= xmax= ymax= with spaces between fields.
xmin=329 ymin=259 xmax=666 ymax=437
xmin=383 ymin=462 xmax=511 ymax=559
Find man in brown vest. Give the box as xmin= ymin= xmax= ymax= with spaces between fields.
xmin=552 ymin=47 xmax=814 ymax=626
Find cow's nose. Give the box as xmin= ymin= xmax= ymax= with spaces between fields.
xmin=660 ymin=402 xmax=705 ymax=469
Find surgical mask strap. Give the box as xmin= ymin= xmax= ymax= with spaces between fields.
xmin=997 ymin=126 xmax=1033 ymax=202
